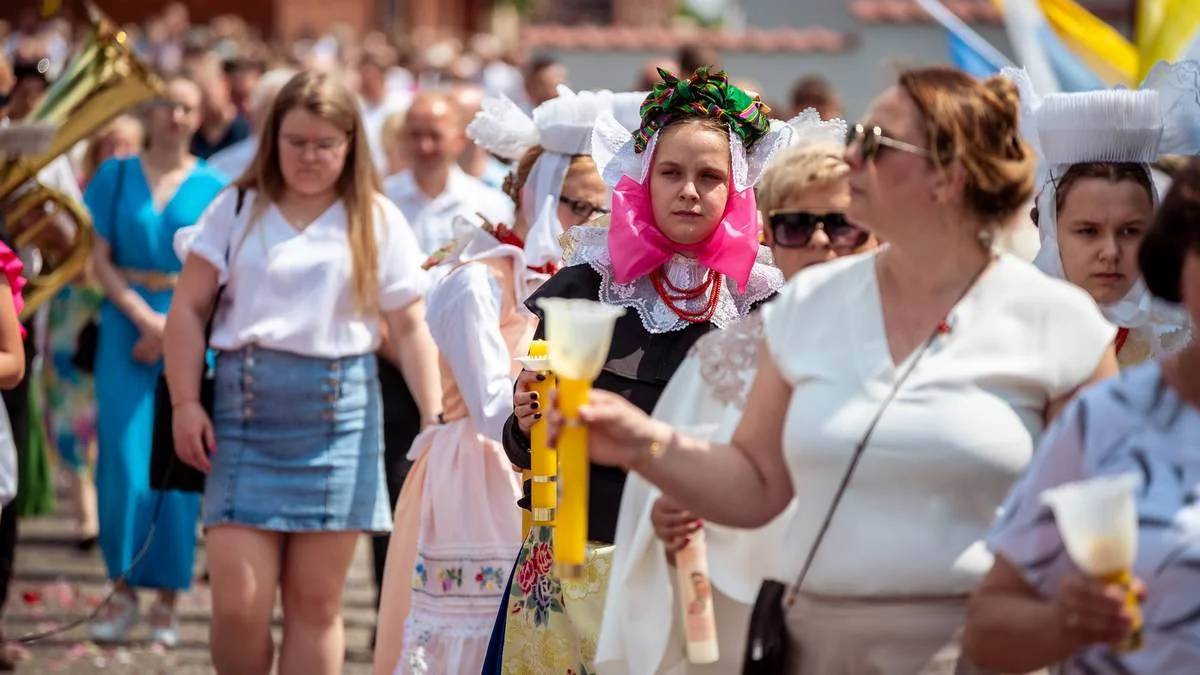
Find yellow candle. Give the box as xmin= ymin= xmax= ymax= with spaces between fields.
xmin=520 ymin=469 xmax=532 ymax=539
xmin=554 ymin=376 xmax=590 ymax=578
xmin=531 ymin=385 xmax=558 ymax=525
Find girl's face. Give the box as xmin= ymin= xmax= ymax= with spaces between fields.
xmin=1056 ymin=177 xmax=1153 ymax=305
xmin=277 ymin=108 xmax=350 ymax=197
xmin=649 ymin=122 xmax=731 ymax=245
xmin=148 ymin=79 xmax=202 ymax=144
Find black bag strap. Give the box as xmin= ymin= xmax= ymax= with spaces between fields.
xmin=204 ymin=187 xmax=246 ymax=342
xmin=782 ymin=258 xmax=993 ymax=608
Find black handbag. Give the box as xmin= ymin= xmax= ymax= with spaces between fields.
xmin=72 ymin=161 xmax=127 ymax=374
xmin=741 ymin=262 xmax=991 ymax=674
xmin=148 ymin=188 xmax=245 ymax=493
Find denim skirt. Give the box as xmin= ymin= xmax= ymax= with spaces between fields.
xmin=204 ymin=345 xmax=392 ymax=533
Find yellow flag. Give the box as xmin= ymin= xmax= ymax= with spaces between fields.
xmin=1039 ymin=0 xmax=1136 ymax=86
xmin=1140 ymin=0 xmax=1200 ymax=78
xmin=1136 ymin=0 xmax=1167 ymax=54
xmin=41 ymin=0 xmax=62 ymax=18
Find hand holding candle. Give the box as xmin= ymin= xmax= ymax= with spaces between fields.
xmin=536 ymin=298 xmax=625 ymax=579
xmin=1042 ymin=473 xmax=1144 ymax=652
xmin=516 ymin=340 xmax=557 ymax=528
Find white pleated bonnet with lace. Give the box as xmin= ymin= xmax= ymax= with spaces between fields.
xmin=786 ymin=107 xmax=847 ymax=149
xmin=465 ymin=88 xmax=646 ymax=271
xmin=1007 ymin=62 xmax=1200 ymax=345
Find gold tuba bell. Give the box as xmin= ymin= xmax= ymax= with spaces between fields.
xmin=0 ymin=1 xmax=163 ymax=320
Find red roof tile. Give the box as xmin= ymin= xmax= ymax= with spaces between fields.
xmin=521 ymin=26 xmax=857 ymax=54
xmin=848 ymin=0 xmax=1002 ymax=23
xmin=847 ymin=0 xmax=1127 ymax=24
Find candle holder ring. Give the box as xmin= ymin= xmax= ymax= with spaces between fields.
xmin=532 ymin=475 xmax=557 ymax=484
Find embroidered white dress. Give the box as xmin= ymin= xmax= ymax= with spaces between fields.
xmin=375 ymin=227 xmax=532 ymax=675
xmin=597 ymin=311 xmax=797 ymax=675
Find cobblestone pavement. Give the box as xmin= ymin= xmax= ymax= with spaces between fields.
xmin=1 ymin=488 xmax=380 ymax=673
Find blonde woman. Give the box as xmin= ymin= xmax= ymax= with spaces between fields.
xmin=165 ymin=71 xmax=441 ymax=675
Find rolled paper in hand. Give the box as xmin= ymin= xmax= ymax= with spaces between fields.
xmin=1042 ymin=472 xmax=1143 ymax=651
xmin=536 ymin=298 xmax=625 ymax=580
xmin=676 ymin=528 xmax=719 ymax=664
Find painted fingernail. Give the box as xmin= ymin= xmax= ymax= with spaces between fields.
xmin=536 ymin=374 xmax=546 ymax=381
xmin=530 ymin=392 xmax=538 ymax=401
xmin=531 ymin=402 xmax=540 ymax=410
xmin=534 ymin=413 xmax=542 ymax=420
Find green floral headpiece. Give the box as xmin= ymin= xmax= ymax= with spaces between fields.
xmin=633 ymin=67 xmax=771 ymax=153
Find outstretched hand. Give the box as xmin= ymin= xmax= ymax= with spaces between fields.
xmin=545 ymin=388 xmax=666 ymax=471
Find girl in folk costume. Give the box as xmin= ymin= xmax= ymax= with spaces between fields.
xmin=1012 ymin=63 xmax=1199 ymax=367
xmin=371 ymin=89 xmax=619 ymax=675
xmin=597 ymin=113 xmax=880 ymax=675
xmin=491 ymin=67 xmax=788 ymax=674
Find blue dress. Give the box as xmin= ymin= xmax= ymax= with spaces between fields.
xmin=85 ymin=156 xmax=227 ymax=590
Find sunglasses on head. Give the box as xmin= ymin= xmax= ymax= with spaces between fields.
xmin=767 ymin=210 xmax=870 ymax=250
xmin=559 ymin=194 xmax=610 ymax=220
xmin=845 ymin=123 xmax=929 ymax=162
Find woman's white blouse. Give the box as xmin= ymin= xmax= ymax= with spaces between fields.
xmin=761 ymin=251 xmax=1115 ymax=596
xmin=174 ymin=188 xmax=430 ymax=359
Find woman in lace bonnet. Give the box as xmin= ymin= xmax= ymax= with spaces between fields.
xmin=596 ymin=124 xmax=879 ymax=675
xmin=571 ymin=66 xmax=1121 ymax=673
xmin=488 ymin=67 xmax=786 ymax=674
xmin=1013 ymin=64 xmax=1200 ymax=368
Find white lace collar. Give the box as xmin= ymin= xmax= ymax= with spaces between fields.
xmin=562 ymin=225 xmax=782 ymax=334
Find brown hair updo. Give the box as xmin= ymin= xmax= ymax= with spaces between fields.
xmin=897 ymin=67 xmax=1036 ymax=226
xmin=1139 ymin=157 xmax=1200 ymax=304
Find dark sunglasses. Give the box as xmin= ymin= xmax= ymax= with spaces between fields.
xmin=768 ymin=211 xmax=870 ymax=250
xmin=559 ymin=194 xmax=610 ymax=220
xmin=845 ymin=123 xmax=929 ymax=162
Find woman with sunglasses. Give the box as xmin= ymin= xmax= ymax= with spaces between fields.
xmin=487 ymin=67 xmax=787 ymax=675
xmin=596 ymin=112 xmax=878 ymax=675
xmin=560 ymin=66 xmax=1121 ymax=673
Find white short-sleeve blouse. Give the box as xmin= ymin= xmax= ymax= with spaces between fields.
xmin=761 ymin=250 xmax=1116 ymax=596
xmin=174 ymin=188 xmax=429 ymax=359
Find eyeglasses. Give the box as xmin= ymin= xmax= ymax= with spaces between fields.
xmin=149 ymin=99 xmax=197 ymax=114
xmin=559 ymin=195 xmax=610 ymax=220
xmin=767 ymin=210 xmax=871 ymax=250
xmin=282 ymin=135 xmax=348 ymax=158
xmin=845 ymin=123 xmax=929 ymax=162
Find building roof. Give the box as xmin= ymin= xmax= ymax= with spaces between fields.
xmin=847 ymin=0 xmax=1001 ymax=24
xmin=846 ymin=0 xmax=1128 ymax=24
xmin=520 ymin=26 xmax=857 ymax=54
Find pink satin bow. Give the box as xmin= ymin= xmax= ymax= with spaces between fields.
xmin=606 ymin=175 xmax=761 ymax=293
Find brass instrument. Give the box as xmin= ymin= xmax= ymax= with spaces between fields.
xmin=0 ymin=1 xmax=163 ymax=319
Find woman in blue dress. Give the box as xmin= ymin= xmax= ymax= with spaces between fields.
xmin=84 ymin=75 xmax=227 ymax=646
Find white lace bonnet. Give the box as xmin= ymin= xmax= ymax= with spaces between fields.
xmin=466 ymin=88 xmax=645 ymax=270
xmin=1008 ymin=61 xmax=1200 ymax=327
xmin=787 ymin=107 xmax=848 ymax=149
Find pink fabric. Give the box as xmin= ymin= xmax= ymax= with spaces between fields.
xmin=0 ymin=243 xmax=26 ymax=339
xmin=606 ymin=175 xmax=761 ymax=293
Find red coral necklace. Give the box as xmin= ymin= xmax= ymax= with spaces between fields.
xmin=649 ymin=266 xmax=723 ymax=323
